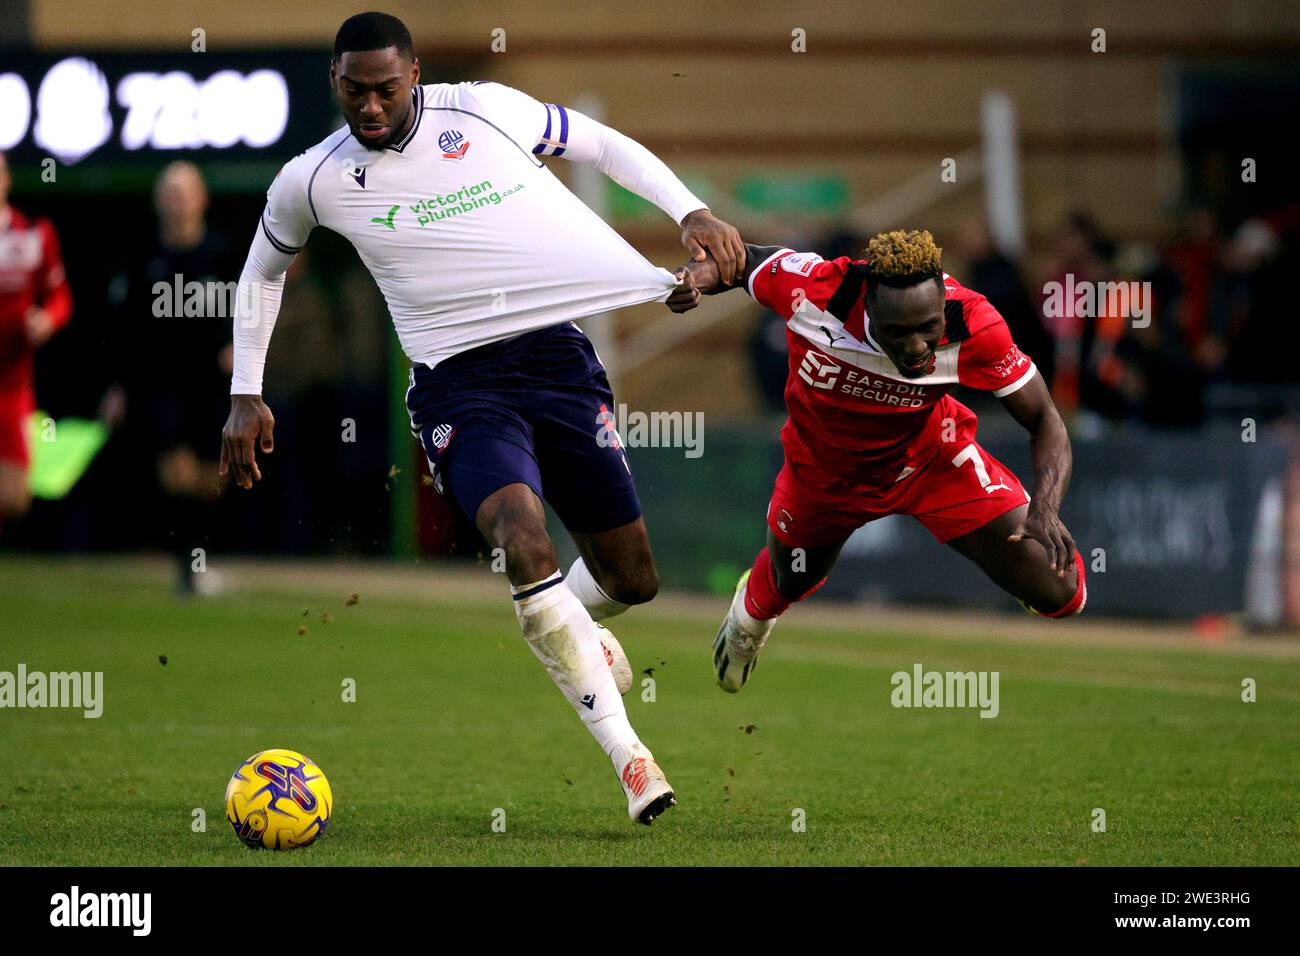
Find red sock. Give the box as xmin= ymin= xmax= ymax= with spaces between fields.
xmin=1040 ymin=550 xmax=1087 ymax=618
xmin=742 ymin=548 xmax=827 ymax=620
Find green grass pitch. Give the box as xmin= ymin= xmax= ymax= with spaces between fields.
xmin=0 ymin=555 xmax=1296 ymax=866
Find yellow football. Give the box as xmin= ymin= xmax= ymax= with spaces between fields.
xmin=225 ymin=748 xmax=333 ymax=850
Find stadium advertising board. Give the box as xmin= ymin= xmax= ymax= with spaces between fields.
xmin=0 ymin=50 xmax=335 ymax=165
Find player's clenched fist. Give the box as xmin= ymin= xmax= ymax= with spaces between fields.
xmin=220 ymin=394 xmax=276 ymax=490
xmin=665 ymin=253 xmax=734 ymax=314
xmin=666 ymin=268 xmax=701 ymax=313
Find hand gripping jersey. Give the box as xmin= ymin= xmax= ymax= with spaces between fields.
xmin=746 ymin=247 xmax=1037 ymax=496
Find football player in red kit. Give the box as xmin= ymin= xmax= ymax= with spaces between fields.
xmin=667 ymin=229 xmax=1084 ymax=692
xmin=0 ymin=151 xmax=72 ymax=523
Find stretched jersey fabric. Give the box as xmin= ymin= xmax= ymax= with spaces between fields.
xmin=0 ymin=208 xmax=72 ymax=395
xmin=232 ymin=81 xmax=702 ymax=393
xmin=746 ymin=247 xmax=1037 ymax=496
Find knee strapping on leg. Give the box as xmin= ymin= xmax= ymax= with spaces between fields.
xmin=1029 ymin=550 xmax=1087 ymax=618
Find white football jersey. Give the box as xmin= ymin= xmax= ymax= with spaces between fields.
xmin=259 ymin=81 xmax=680 ymax=371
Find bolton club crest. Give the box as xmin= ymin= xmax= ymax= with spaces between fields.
xmin=439 ymin=129 xmax=470 ymax=160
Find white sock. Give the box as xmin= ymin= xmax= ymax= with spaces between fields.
xmin=512 ymin=575 xmax=639 ymax=768
xmin=566 ymin=557 xmax=629 ymax=622
xmin=733 ymin=579 xmax=776 ymax=637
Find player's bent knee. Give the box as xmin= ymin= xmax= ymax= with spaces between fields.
xmin=494 ymin=524 xmax=551 ymax=566
xmin=1025 ymin=564 xmax=1087 ymax=619
xmin=476 ymin=497 xmax=555 ymax=581
xmin=478 ymin=488 xmax=543 ymax=540
xmin=603 ymin=567 xmax=659 ymax=606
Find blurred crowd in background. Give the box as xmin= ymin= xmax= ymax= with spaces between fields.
xmin=751 ymin=200 xmax=1300 ymax=433
xmin=3 ymin=157 xmax=395 ymax=587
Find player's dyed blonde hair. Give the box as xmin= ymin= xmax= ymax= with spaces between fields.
xmin=864 ymin=229 xmax=943 ymax=290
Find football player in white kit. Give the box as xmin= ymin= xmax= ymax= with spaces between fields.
xmin=220 ymin=12 xmax=739 ymax=824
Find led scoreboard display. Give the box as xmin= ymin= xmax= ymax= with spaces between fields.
xmin=0 ymin=51 xmax=336 ymax=165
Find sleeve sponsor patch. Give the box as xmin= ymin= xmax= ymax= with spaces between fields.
xmin=992 ymin=346 xmax=1031 ymax=378
xmin=779 ymin=252 xmax=824 ymax=277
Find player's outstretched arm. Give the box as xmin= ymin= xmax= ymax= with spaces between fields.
xmin=664 ymin=242 xmax=790 ymax=313
xmin=469 ymin=83 xmax=747 ymax=279
xmin=222 ymin=230 xmax=293 ymax=490
xmin=561 ymin=109 xmax=744 ymax=281
xmin=222 ymin=155 xmax=314 ymax=489
xmin=999 ymin=374 xmax=1076 ymax=575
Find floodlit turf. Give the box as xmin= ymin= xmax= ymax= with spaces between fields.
xmin=1 ymin=555 xmax=1296 ymax=866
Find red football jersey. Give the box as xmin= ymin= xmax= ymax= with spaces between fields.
xmin=747 ymin=247 xmax=1037 ymax=495
xmin=0 ymin=207 xmax=72 ymax=394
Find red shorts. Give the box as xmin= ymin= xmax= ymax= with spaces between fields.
xmin=767 ymin=437 xmax=1030 ymax=548
xmin=0 ymin=390 xmax=34 ymax=468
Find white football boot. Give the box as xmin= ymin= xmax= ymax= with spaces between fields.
xmin=597 ymin=625 xmax=633 ymax=695
xmin=712 ymin=570 xmax=776 ymax=693
xmin=618 ymin=743 xmax=676 ymax=824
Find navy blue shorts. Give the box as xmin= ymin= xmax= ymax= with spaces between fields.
xmin=406 ymin=322 xmax=642 ymax=534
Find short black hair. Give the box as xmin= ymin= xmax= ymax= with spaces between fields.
xmin=334 ymin=12 xmax=413 ymax=60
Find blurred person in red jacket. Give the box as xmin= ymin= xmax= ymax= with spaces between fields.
xmin=0 ymin=151 xmax=73 ymax=527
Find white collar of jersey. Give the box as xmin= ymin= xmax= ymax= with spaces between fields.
xmin=860 ymin=307 xmax=887 ymax=355
xmin=385 ymin=86 xmax=424 ymax=153
xmin=788 ymin=302 xmax=960 ymax=383
xmin=789 ymin=299 xmax=880 ymax=357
